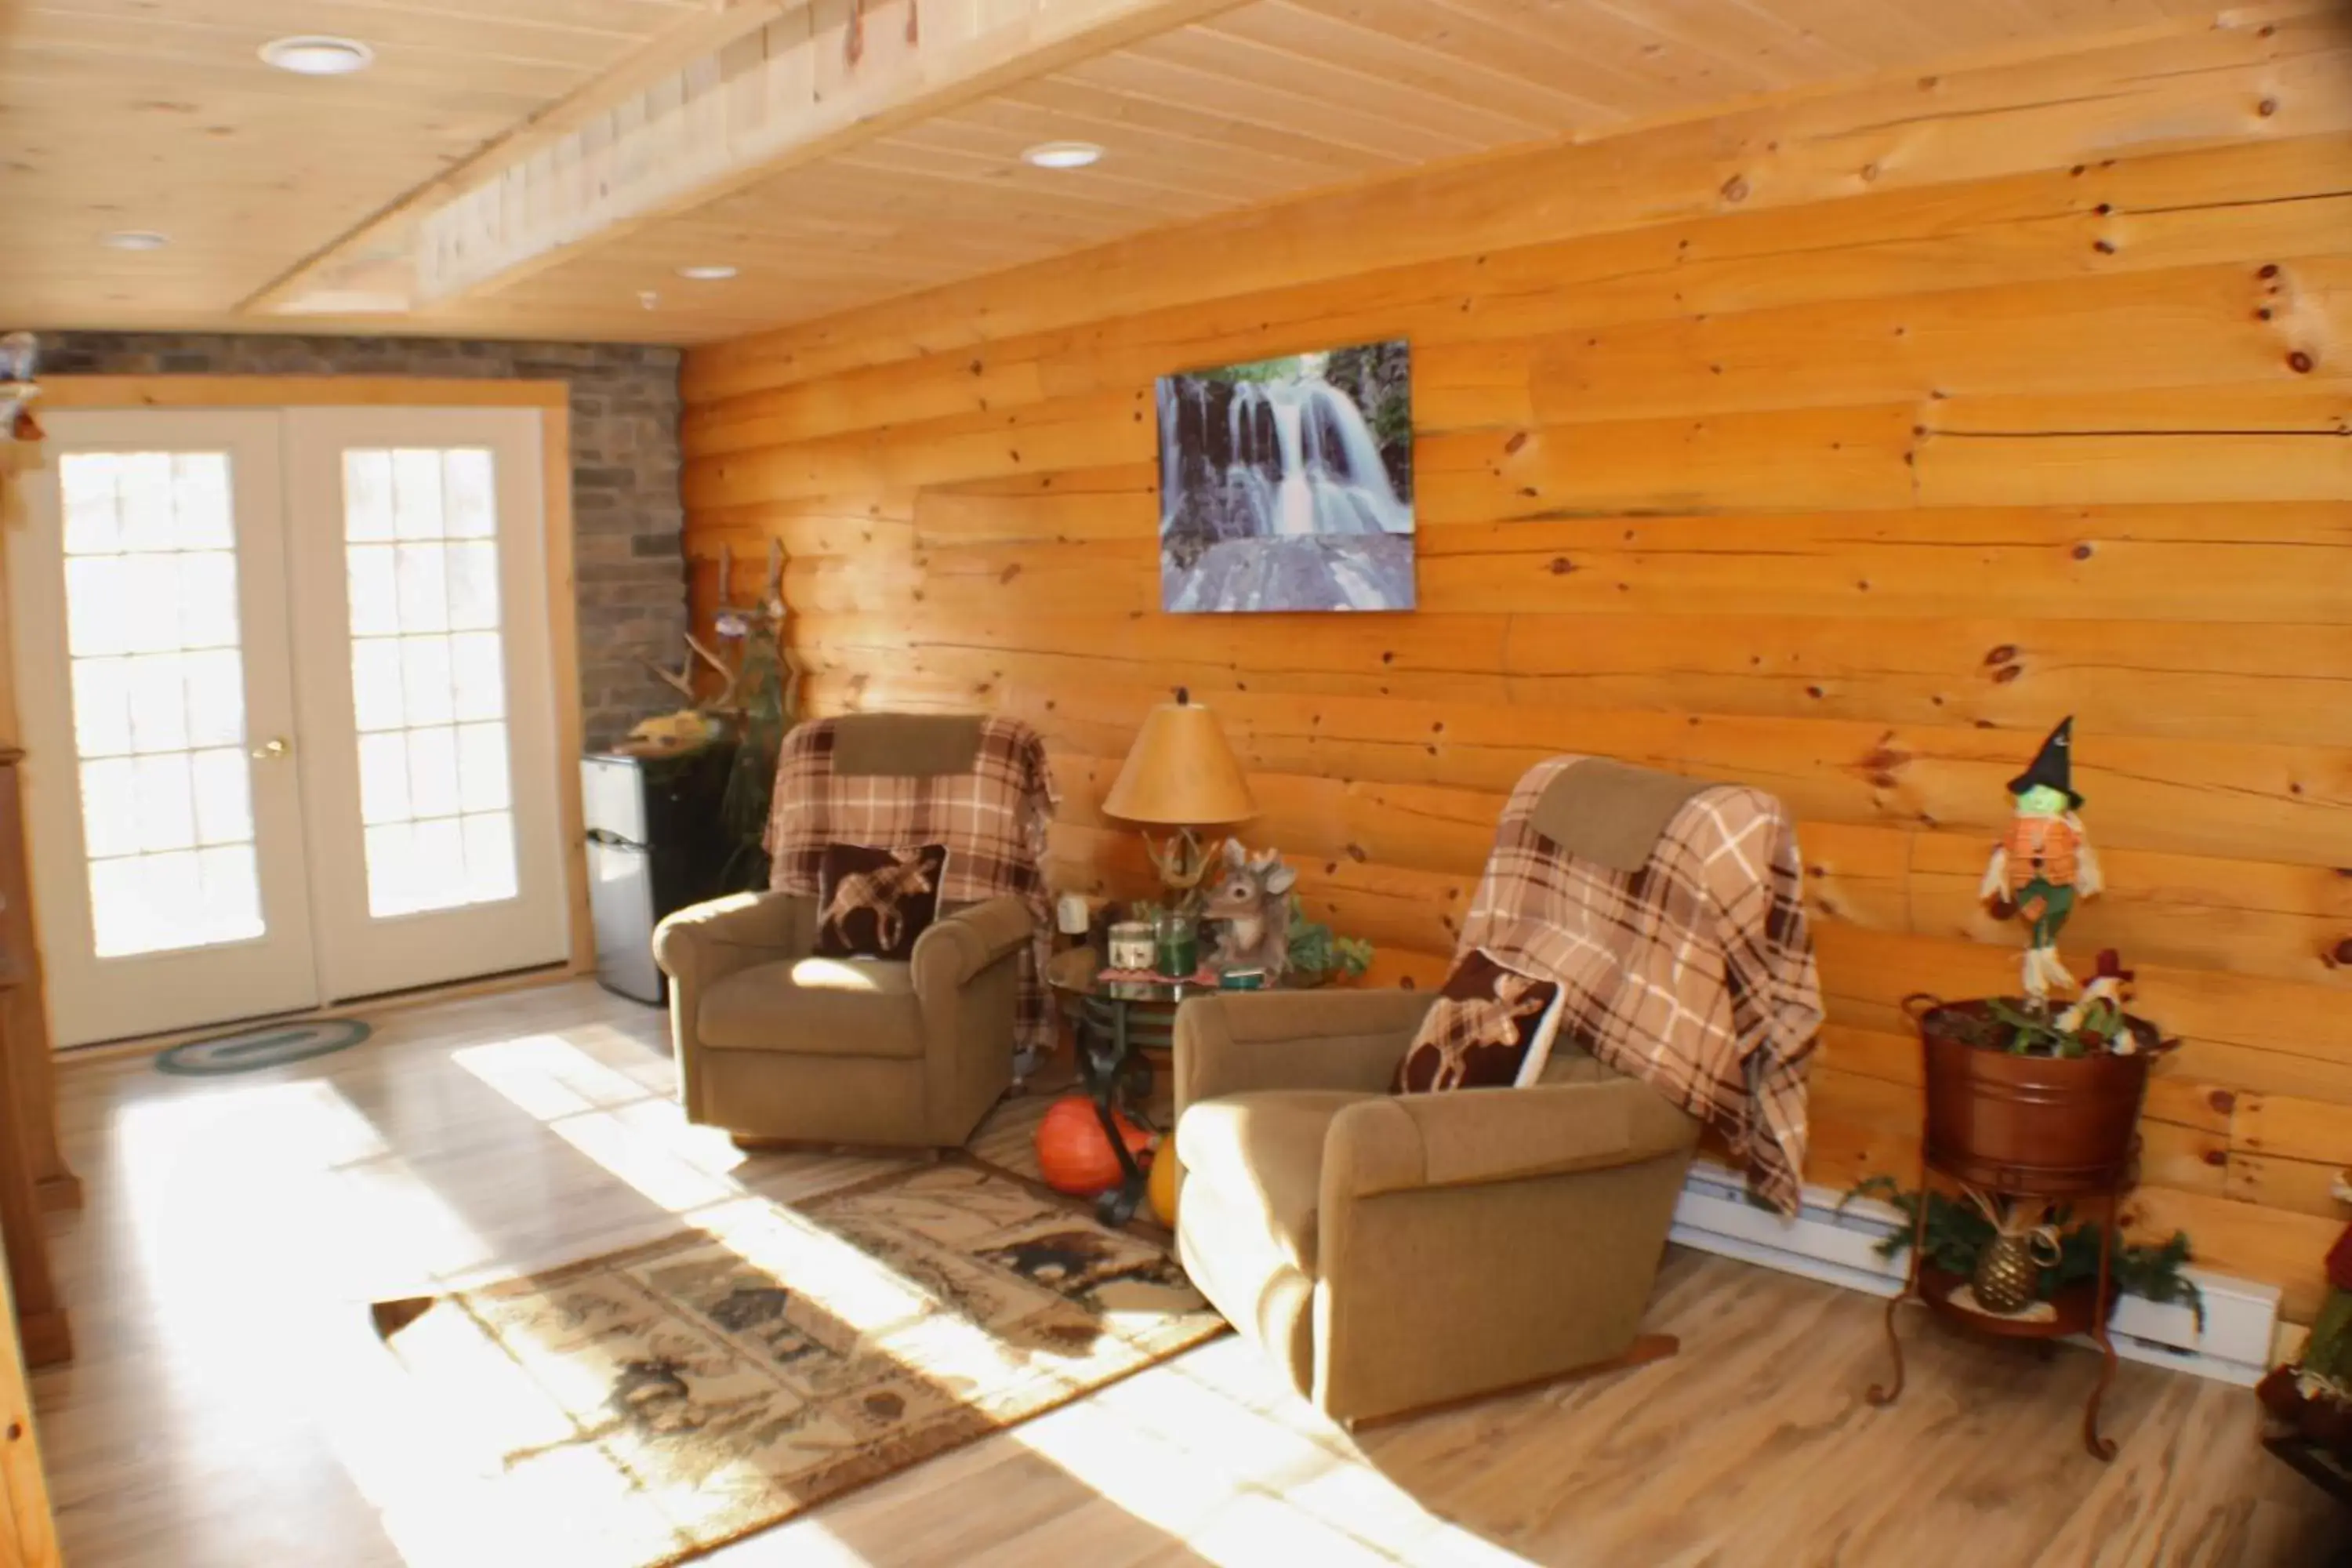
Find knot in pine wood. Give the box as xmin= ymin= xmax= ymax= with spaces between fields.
xmin=2330 ymin=937 xmax=2352 ymax=967
xmin=1983 ymin=644 xmax=2019 ymax=666
xmin=1719 ymin=174 xmax=1751 ymax=204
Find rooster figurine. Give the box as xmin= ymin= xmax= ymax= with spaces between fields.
xmin=1979 ymin=717 xmax=2103 ymax=1005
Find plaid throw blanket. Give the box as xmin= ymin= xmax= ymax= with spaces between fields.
xmin=765 ymin=717 xmax=1059 ymax=1062
xmin=1461 ymin=757 xmax=1822 ymax=1214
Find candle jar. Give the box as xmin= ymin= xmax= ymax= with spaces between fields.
xmin=1152 ymin=910 xmax=1199 ymax=979
xmin=1106 ymin=921 xmax=1155 ymax=974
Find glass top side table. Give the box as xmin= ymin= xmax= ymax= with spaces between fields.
xmin=1045 ymin=946 xmax=1257 ymax=1226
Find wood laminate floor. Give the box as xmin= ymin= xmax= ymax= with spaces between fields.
xmin=20 ymin=981 xmax=2343 ymax=1567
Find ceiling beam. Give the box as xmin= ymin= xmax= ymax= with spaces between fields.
xmin=237 ymin=0 xmax=809 ymax=318
xmin=405 ymin=0 xmax=1254 ymax=309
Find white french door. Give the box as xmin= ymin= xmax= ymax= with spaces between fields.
xmin=281 ymin=408 xmax=568 ymax=1000
xmin=10 ymin=412 xmax=318 ymax=1043
xmin=9 ymin=407 xmax=571 ymax=1046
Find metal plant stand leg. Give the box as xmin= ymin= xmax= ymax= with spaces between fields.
xmin=1080 ymin=1000 xmax=1148 ymax=1229
xmin=1870 ymin=1166 xmax=1931 ymax=1407
xmin=2083 ymin=1194 xmax=2120 ymax=1461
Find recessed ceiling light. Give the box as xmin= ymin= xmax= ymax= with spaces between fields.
xmin=1022 ymin=140 xmax=1104 ymax=170
xmin=675 ymin=264 xmax=738 ymax=281
xmin=102 ymin=230 xmax=170 ymax=252
xmin=259 ymin=35 xmax=376 ymax=75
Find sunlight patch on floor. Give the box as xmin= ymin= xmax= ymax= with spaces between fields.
xmin=546 ymin=1098 xmax=746 ymax=1214
xmin=448 ymin=1032 xmax=677 ymax=1122
xmin=117 ymin=1080 xmax=418 ymax=1316
xmin=415 ymin=1029 xmax=1537 ymax=1566
xmin=984 ymin=1346 xmax=1542 ymax=1568
xmin=454 ymin=1033 xmax=750 ymax=1187
xmin=110 ymin=1021 xmax=1529 ymax=1568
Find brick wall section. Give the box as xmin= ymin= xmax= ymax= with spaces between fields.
xmin=40 ymin=332 xmax=686 ymax=749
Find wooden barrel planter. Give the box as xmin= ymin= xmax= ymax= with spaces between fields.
xmin=1908 ymin=996 xmax=2160 ymax=1196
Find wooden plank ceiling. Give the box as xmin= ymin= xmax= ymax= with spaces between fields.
xmin=0 ymin=0 xmax=724 ymax=332
xmin=1 ymin=0 xmax=2234 ymax=344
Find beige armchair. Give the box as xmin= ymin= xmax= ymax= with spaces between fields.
xmin=653 ymin=891 xmax=1031 ymax=1149
xmin=1171 ymin=989 xmax=1700 ymax=1426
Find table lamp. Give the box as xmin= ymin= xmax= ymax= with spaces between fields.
xmin=1102 ymin=688 xmax=1256 ymax=912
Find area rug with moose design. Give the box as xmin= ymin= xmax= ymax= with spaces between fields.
xmin=367 ymin=1159 xmax=1224 ymax=1567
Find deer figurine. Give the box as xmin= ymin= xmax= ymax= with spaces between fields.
xmin=1203 ymin=841 xmax=1298 ymax=981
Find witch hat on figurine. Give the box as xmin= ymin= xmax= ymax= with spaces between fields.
xmin=2006 ymin=717 xmax=2084 ymax=810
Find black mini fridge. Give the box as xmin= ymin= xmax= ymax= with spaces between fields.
xmin=582 ymin=745 xmax=736 ymax=1005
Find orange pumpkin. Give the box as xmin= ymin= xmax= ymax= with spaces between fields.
xmin=1034 ymin=1096 xmax=1151 ymax=1196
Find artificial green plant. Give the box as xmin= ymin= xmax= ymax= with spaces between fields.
xmin=1844 ymin=1174 xmax=2204 ymax=1329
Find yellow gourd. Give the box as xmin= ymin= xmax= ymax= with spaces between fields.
xmin=1148 ymin=1141 xmax=1181 ymax=1228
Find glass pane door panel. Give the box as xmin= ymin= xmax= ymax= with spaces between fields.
xmin=56 ymin=452 xmax=263 ymax=957
xmin=339 ymin=449 xmax=520 ymax=919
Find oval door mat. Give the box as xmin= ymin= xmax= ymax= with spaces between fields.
xmin=154 ymin=1018 xmax=372 ymax=1076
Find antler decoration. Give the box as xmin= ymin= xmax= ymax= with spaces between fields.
xmin=642 ymin=634 xmax=737 ymax=707
xmin=1143 ymin=832 xmax=1214 ymax=895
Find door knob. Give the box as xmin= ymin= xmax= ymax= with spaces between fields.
xmin=250 ymin=736 xmax=294 ymax=760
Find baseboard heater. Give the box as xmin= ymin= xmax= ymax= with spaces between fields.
xmin=1669 ymin=1163 xmax=2281 ymax=1387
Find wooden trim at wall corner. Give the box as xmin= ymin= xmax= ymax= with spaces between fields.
xmin=0 ymin=1243 xmax=63 ymax=1568
xmin=39 ymin=376 xmax=570 ymax=412
xmin=539 ymin=402 xmax=597 ymax=978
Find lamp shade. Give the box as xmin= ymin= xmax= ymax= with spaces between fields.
xmin=1102 ymin=694 xmax=1256 ymax=827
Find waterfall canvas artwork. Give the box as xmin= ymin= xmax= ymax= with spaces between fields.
xmin=1156 ymin=339 xmax=1415 ymax=613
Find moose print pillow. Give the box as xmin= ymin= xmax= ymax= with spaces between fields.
xmin=815 ymin=843 xmax=950 ymax=960
xmin=1394 ymin=949 xmax=1566 ymax=1094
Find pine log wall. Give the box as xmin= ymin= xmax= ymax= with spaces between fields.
xmin=682 ymin=13 xmax=2352 ymax=1319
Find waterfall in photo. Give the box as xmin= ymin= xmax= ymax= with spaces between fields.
xmin=1200 ymin=362 xmax=1408 ymax=539
xmin=1156 ymin=338 xmax=1417 ymax=614
xmin=1158 ymin=379 xmax=1181 ymax=528
xmin=1299 ymin=379 xmax=1410 ymax=534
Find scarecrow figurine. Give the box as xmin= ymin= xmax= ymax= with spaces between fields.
xmin=1979 ymin=717 xmax=2103 ymax=1005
